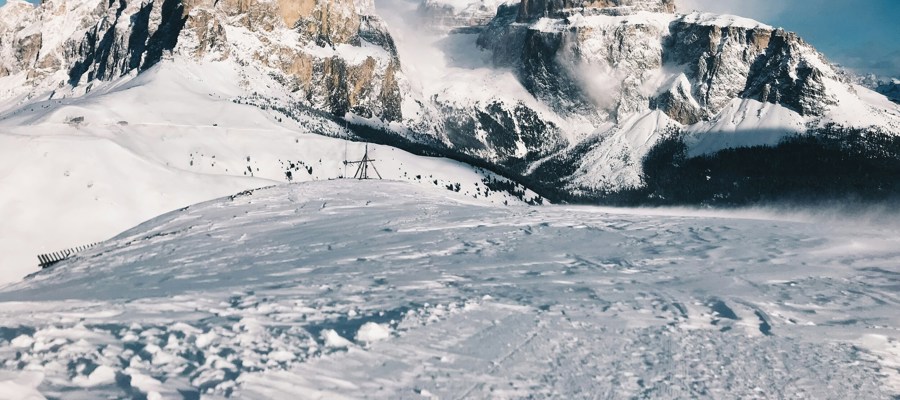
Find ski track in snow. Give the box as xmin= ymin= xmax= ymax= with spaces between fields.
xmin=0 ymin=180 xmax=899 ymax=399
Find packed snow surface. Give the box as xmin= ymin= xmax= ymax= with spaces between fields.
xmin=0 ymin=180 xmax=898 ymax=399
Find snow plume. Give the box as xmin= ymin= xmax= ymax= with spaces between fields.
xmin=371 ymin=0 xmax=451 ymax=94
xmin=554 ymin=35 xmax=622 ymax=116
xmin=573 ymin=62 xmax=623 ymax=114
xmin=586 ymin=201 xmax=900 ymax=231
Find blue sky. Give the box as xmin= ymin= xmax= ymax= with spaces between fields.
xmin=678 ymin=0 xmax=900 ymax=78
xmin=2 ymin=0 xmax=898 ymax=78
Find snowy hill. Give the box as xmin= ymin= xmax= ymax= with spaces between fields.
xmin=1 ymin=0 xmax=900 ymax=280
xmin=0 ymin=179 xmax=899 ymax=398
xmin=0 ymin=58 xmax=539 ymax=285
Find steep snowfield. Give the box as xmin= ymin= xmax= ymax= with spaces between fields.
xmin=683 ymin=83 xmax=900 ymax=157
xmin=0 ymin=180 xmax=898 ymax=398
xmin=0 ymin=59 xmax=536 ymax=285
xmin=684 ymin=99 xmax=807 ymax=156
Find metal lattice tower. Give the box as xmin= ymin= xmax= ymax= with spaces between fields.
xmin=343 ymin=143 xmax=382 ymax=180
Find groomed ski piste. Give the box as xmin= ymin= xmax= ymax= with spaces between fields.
xmin=0 ymin=179 xmax=899 ymax=399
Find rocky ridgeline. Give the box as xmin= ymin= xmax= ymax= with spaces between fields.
xmin=0 ymin=0 xmax=402 ymax=121
xmin=0 ymin=0 xmax=861 ymax=137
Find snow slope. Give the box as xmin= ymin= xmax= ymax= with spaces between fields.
xmin=0 ymin=179 xmax=898 ymax=398
xmin=0 ymin=59 xmax=538 ymax=285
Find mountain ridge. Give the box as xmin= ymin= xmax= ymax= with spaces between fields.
xmin=0 ymin=0 xmax=898 ymax=203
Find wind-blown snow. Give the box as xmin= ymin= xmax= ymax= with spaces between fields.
xmin=0 ymin=180 xmax=897 ymax=398
xmin=376 ymin=0 xmax=573 ymax=139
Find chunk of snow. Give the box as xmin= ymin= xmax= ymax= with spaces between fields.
xmin=268 ymin=350 xmax=295 ymax=363
xmin=195 ymin=332 xmax=217 ymax=348
xmin=72 ymin=365 xmax=116 ymax=388
xmin=0 ymin=372 xmax=44 ymax=400
xmin=322 ymin=329 xmax=353 ymax=348
xmin=0 ymin=380 xmax=45 ymax=400
xmin=126 ymin=371 xmax=164 ymax=396
xmin=355 ymin=322 xmax=391 ymax=344
xmin=9 ymin=335 xmax=33 ymax=349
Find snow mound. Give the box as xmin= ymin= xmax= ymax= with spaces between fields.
xmin=323 ymin=330 xmax=354 ymax=348
xmin=685 ymin=99 xmax=806 ymax=156
xmin=356 ymin=322 xmax=392 ymax=344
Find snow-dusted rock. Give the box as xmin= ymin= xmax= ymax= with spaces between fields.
xmin=418 ymin=0 xmax=515 ymax=31
xmin=876 ymin=79 xmax=900 ymax=104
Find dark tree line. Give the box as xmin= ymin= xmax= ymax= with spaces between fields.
xmin=634 ymin=124 xmax=900 ymax=206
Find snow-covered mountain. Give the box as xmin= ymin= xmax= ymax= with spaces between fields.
xmin=862 ymin=77 xmax=900 ymax=105
xmin=881 ymin=80 xmax=900 ymax=104
xmin=0 ymin=0 xmax=402 ymax=120
xmin=1 ymin=0 xmax=899 ymax=281
xmin=1 ymin=180 xmax=899 ymax=398
xmin=2 ymin=0 xmax=898 ymax=196
xmin=855 ymin=74 xmax=900 ymax=104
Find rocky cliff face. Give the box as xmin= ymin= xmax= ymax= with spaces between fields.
xmin=480 ymin=2 xmax=841 ymax=127
xmin=0 ymin=0 xmax=402 ymax=121
xmin=466 ymin=0 xmax=897 ymax=196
